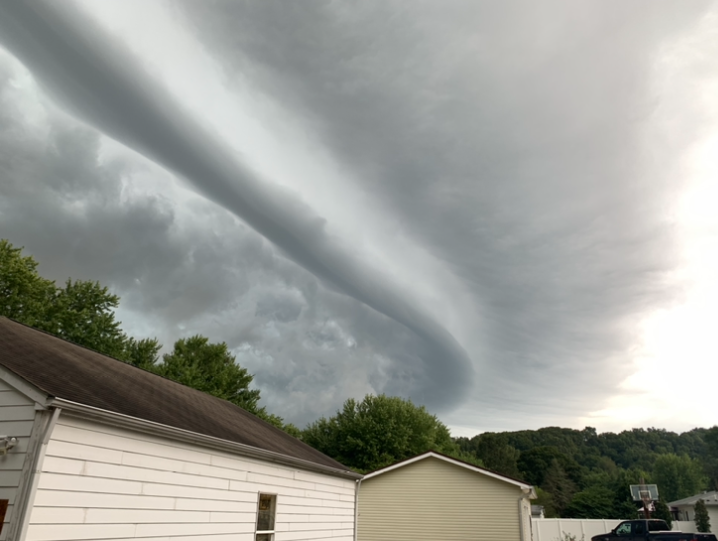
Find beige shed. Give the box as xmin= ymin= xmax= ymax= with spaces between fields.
xmin=357 ymin=451 xmax=536 ymax=541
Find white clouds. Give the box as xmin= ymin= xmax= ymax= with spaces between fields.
xmin=586 ymin=6 xmax=718 ymax=432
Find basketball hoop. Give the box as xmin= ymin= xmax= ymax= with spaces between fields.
xmin=630 ymin=482 xmax=659 ymax=519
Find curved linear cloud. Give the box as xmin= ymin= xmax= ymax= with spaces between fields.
xmin=0 ymin=1 xmax=473 ymax=410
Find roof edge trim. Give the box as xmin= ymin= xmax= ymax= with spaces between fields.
xmin=362 ymin=451 xmax=533 ymax=492
xmin=0 ymin=365 xmax=52 ymax=406
xmin=50 ymin=398 xmax=362 ymax=480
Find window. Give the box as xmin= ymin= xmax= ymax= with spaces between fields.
xmin=634 ymin=522 xmax=645 ymax=535
xmin=256 ymin=493 xmax=277 ymax=541
xmin=615 ymin=523 xmax=632 ymax=536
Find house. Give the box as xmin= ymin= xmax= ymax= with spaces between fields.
xmin=669 ymin=490 xmax=718 ymax=530
xmin=356 ymin=451 xmax=536 ymax=541
xmin=0 ymin=317 xmax=361 ymax=541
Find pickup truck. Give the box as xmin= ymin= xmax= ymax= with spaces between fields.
xmin=591 ymin=520 xmax=718 ymax=541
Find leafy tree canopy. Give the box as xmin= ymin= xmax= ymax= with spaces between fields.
xmin=565 ymin=486 xmax=616 ymax=519
xmin=0 ymin=239 xmax=295 ymax=432
xmin=0 ymin=239 xmax=159 ymax=366
xmin=652 ymin=453 xmax=705 ymax=502
xmin=302 ymin=394 xmax=460 ymax=473
xmin=154 ymin=335 xmax=261 ymax=413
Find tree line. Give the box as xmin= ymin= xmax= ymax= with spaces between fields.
xmin=456 ymin=425 xmax=718 ymax=522
xmin=3 ymin=238 xmax=718 ymax=519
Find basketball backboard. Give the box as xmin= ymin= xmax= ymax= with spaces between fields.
xmin=630 ymin=484 xmax=659 ymax=502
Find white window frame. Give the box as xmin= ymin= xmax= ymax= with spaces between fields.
xmin=255 ymin=492 xmax=277 ymax=541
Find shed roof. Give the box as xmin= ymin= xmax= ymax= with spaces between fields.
xmin=0 ymin=317 xmax=352 ymax=475
xmin=363 ymin=451 xmax=535 ymax=495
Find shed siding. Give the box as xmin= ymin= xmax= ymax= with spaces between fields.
xmin=26 ymin=414 xmax=356 ymax=541
xmin=358 ymin=457 xmax=523 ymax=541
xmin=0 ymin=379 xmax=39 ymax=541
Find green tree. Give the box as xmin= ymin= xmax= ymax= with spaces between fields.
xmin=653 ymin=500 xmax=673 ymax=529
xmin=0 ymin=239 xmax=56 ymax=325
xmin=543 ymin=458 xmax=578 ymax=517
xmin=532 ymin=487 xmax=558 ymax=518
xmin=703 ymin=427 xmax=718 ymax=491
xmin=302 ymin=394 xmax=458 ymax=473
xmin=565 ymin=486 xmax=615 ymax=519
xmin=0 ymin=239 xmax=298 ymax=434
xmin=695 ymin=499 xmax=711 ymax=533
xmin=469 ymin=433 xmax=521 ymax=478
xmin=156 ymin=335 xmax=261 ymax=413
xmin=0 ymin=239 xmax=158 ymax=365
xmin=652 ymin=453 xmax=705 ymax=502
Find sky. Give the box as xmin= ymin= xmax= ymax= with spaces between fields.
xmin=0 ymin=1 xmax=717 ymax=437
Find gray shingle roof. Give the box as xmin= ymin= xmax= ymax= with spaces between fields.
xmin=668 ymin=491 xmax=718 ymax=507
xmin=0 ymin=317 xmax=350 ymax=473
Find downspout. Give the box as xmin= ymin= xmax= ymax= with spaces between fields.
xmin=519 ymin=487 xmax=533 ymax=541
xmin=15 ymin=407 xmax=61 ymax=541
xmin=354 ymin=478 xmax=362 ymax=541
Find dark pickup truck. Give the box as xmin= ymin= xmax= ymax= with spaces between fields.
xmin=592 ymin=520 xmax=718 ymax=541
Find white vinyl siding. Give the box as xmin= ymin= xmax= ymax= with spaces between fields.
xmin=358 ymin=456 xmax=524 ymax=541
xmin=0 ymin=379 xmax=39 ymax=541
xmin=26 ymin=414 xmax=356 ymax=541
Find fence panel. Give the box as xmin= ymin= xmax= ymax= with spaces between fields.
xmin=532 ymin=518 xmax=626 ymax=541
xmin=672 ymin=521 xmax=697 ymax=533
xmin=533 ymin=518 xmax=696 ymax=541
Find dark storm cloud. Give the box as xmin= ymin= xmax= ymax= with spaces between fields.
xmin=175 ymin=0 xmax=713 ymax=426
xmin=0 ymin=65 xmax=414 ymax=425
xmin=0 ymin=1 xmax=473 ymax=411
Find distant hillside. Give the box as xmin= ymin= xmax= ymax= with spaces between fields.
xmin=456 ymin=426 xmax=718 ymax=519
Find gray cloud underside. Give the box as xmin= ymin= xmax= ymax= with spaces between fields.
xmin=0 ymin=54 xmax=445 ymax=425
xmin=176 ymin=0 xmax=713 ymax=428
xmin=0 ymin=1 xmax=474 ymax=412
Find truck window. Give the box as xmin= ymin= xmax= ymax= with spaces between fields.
xmin=616 ymin=523 xmax=632 ymax=536
xmin=648 ymin=521 xmax=669 ymax=532
xmin=634 ymin=523 xmax=645 ymax=535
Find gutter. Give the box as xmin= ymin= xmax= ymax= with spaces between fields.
xmin=50 ymin=398 xmax=362 ymax=481
xmin=354 ymin=478 xmax=363 ymax=541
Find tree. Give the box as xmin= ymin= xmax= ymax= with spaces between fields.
xmin=542 ymin=458 xmax=578 ymax=517
xmin=1 ymin=239 xmax=56 ymax=324
xmin=703 ymin=427 xmax=718 ymax=491
xmin=155 ymin=335 xmax=261 ymax=413
xmin=653 ymin=500 xmax=673 ymax=529
xmin=468 ymin=432 xmax=521 ymax=478
xmin=0 ymin=239 xmax=298 ymax=434
xmin=652 ymin=453 xmax=706 ymax=502
xmin=532 ymin=487 xmax=558 ymax=518
xmin=565 ymin=486 xmax=615 ymax=519
xmin=695 ymin=499 xmax=711 ymax=533
xmin=302 ymin=394 xmax=458 ymax=473
xmin=0 ymin=239 xmax=158 ymax=365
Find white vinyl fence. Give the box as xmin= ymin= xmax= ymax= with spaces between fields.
xmin=532 ymin=519 xmax=625 ymax=541
xmin=672 ymin=521 xmax=698 ymax=533
xmin=532 ymin=519 xmax=696 ymax=541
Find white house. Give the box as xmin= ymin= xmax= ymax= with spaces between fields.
xmin=0 ymin=317 xmax=361 ymax=541
xmin=669 ymin=491 xmax=718 ymax=532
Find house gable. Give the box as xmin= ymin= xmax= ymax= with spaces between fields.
xmin=358 ymin=455 xmax=527 ymax=541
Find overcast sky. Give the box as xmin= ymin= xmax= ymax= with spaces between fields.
xmin=1 ymin=1 xmax=717 ymax=436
